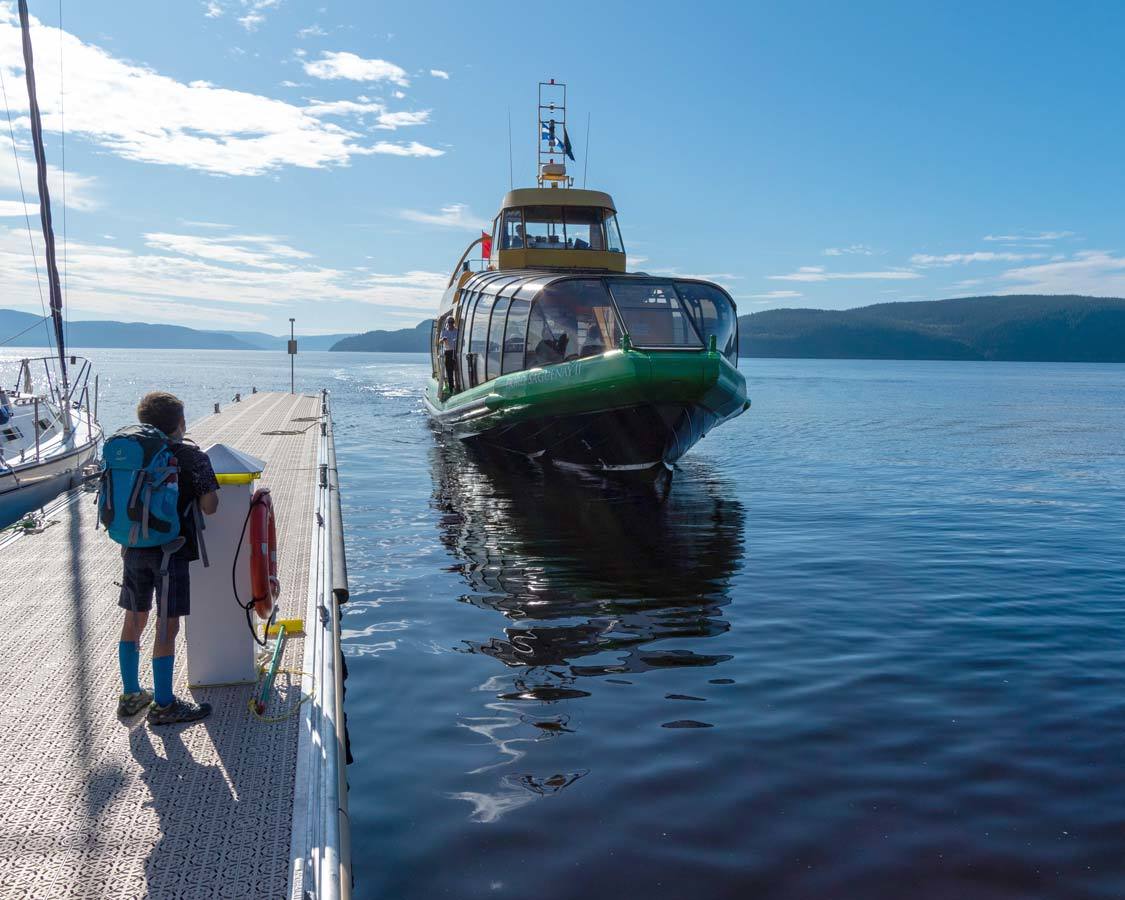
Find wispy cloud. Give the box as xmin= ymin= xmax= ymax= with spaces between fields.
xmin=910 ymin=251 xmax=1045 ymax=266
xmin=401 ymin=203 xmax=486 ymax=230
xmin=823 ymin=244 xmax=873 ymax=256
xmin=430 ymin=69 xmax=450 ymax=80
xmin=748 ymin=290 xmax=802 ymax=299
xmin=0 ymin=223 xmax=448 ymax=330
xmin=297 ymin=24 xmax=327 ymax=38
xmin=984 ymin=231 xmax=1075 ymax=243
xmin=203 ymin=1 xmax=223 ymax=17
xmin=768 ymin=265 xmax=921 ymax=282
xmin=0 ymin=10 xmax=440 ymax=176
xmin=997 ymin=250 xmax=1125 ymax=296
xmin=302 ymin=51 xmax=410 ymax=86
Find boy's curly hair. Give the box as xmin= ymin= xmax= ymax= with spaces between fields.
xmin=136 ymin=391 xmax=184 ymax=437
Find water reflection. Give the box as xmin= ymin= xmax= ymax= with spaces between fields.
xmin=431 ymin=439 xmax=746 ymax=689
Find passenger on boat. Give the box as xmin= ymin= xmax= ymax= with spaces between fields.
xmin=116 ymin=392 xmax=219 ymax=726
xmin=439 ymin=316 xmax=459 ymax=394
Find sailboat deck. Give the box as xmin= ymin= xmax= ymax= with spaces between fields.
xmin=0 ymin=391 xmax=341 ymax=899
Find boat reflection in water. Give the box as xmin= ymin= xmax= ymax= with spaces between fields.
xmin=431 ymin=436 xmax=745 ymax=702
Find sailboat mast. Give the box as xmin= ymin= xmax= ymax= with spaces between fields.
xmin=17 ymin=0 xmax=69 ymax=402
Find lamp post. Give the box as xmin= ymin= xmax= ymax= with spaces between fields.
xmin=288 ymin=318 xmax=297 ymax=394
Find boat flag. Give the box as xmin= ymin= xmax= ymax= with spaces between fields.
xmin=481 ymin=230 xmax=492 ymax=260
xmin=562 ymin=126 xmax=575 ymax=161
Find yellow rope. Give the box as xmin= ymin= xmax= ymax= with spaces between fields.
xmin=246 ymin=665 xmax=315 ymax=724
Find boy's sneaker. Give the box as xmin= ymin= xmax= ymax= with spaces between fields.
xmin=117 ymin=689 xmax=154 ymax=717
xmin=115 ymin=688 xmax=153 ymax=715
xmin=147 ymin=697 xmax=212 ymax=727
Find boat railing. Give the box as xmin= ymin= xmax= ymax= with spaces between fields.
xmin=2 ymin=355 xmax=99 ymax=463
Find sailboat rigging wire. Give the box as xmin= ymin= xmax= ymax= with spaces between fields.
xmin=507 ymin=107 xmax=514 ymax=190
xmin=0 ymin=314 xmax=51 ymax=347
xmin=58 ymin=0 xmax=69 ymax=350
xmin=17 ymin=0 xmax=68 ymax=394
xmin=583 ymin=112 xmax=591 ymax=189
xmin=0 ymin=67 xmax=52 ymax=351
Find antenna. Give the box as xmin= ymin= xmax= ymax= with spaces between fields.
xmin=583 ymin=112 xmax=591 ymax=189
xmin=507 ymin=106 xmax=513 ymax=190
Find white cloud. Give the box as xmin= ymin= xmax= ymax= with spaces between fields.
xmin=237 ymin=12 xmax=265 ymax=30
xmin=910 ymin=251 xmax=1045 ymax=266
xmin=0 ymin=10 xmax=439 ymax=176
xmin=0 ymin=223 xmax=449 ymax=331
xmin=375 ymin=110 xmax=430 ymax=129
xmin=203 ymin=1 xmax=223 ymax=17
xmin=823 ymin=244 xmax=873 ymax=256
xmin=749 ymin=290 xmax=802 ymax=299
xmin=303 ymin=51 xmax=410 ymax=86
xmin=769 ymin=265 xmax=921 ymax=283
xmin=297 ymin=24 xmax=327 ymax=38
xmin=984 ymin=231 xmax=1074 ymax=243
xmin=0 ymin=199 xmax=38 ymax=217
xmin=369 ymin=141 xmax=442 ymax=158
xmin=997 ymin=250 xmax=1125 ymax=296
xmin=401 ymin=203 xmax=486 ymax=230
xmin=430 ymin=69 xmax=450 ymax=80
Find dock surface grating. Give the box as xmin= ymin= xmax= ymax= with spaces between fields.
xmin=0 ymin=392 xmax=322 ymax=899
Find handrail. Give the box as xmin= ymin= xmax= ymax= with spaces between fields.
xmin=446 ymin=236 xmax=485 ymax=288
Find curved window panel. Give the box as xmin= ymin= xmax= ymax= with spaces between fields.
xmin=502 ymin=299 xmax=530 ymax=374
xmin=458 ymin=290 xmax=479 ymax=389
xmin=525 ymin=280 xmax=621 ymax=365
xmin=486 ymin=296 xmax=509 ymax=380
xmin=607 ymin=281 xmax=702 ymax=348
xmin=468 ymin=293 xmax=494 ymax=387
xmin=675 ymin=281 xmax=739 ymax=364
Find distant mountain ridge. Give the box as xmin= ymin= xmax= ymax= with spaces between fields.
xmin=0 ymin=309 xmax=353 ymax=351
xmin=743 ymin=295 xmax=1125 ymax=361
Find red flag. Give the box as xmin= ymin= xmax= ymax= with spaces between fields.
xmin=481 ymin=230 xmax=492 ymax=260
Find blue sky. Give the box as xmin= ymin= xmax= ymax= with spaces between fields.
xmin=1 ymin=0 xmax=1123 ymax=335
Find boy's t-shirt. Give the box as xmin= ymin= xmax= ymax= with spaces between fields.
xmin=170 ymin=442 xmax=219 ymax=562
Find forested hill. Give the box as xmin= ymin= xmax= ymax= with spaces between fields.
xmin=739 ymin=295 xmax=1125 ymax=361
xmin=329 ymin=295 xmax=1125 ymax=363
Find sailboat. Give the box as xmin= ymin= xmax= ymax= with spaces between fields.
xmin=0 ymin=0 xmax=101 ymax=528
xmin=424 ymin=81 xmax=748 ymax=482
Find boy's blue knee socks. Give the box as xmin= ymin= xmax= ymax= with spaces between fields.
xmin=118 ymin=641 xmax=140 ymax=695
xmin=153 ymin=655 xmax=174 ymax=707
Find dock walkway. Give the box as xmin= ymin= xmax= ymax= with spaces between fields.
xmin=0 ymin=391 xmax=349 ymax=899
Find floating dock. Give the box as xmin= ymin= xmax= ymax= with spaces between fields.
xmin=0 ymin=390 xmax=350 ymax=899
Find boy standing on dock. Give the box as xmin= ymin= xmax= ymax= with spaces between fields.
xmin=114 ymin=392 xmax=220 ymax=725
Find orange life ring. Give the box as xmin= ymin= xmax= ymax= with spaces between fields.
xmin=249 ymin=487 xmax=280 ymax=619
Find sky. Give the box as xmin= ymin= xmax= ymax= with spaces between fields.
xmin=1 ymin=0 xmax=1123 ymax=336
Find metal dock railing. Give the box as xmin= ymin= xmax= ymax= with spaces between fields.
xmin=0 ymin=390 xmax=351 ymax=900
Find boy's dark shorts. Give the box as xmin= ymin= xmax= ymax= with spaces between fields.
xmin=118 ymin=548 xmax=191 ymax=618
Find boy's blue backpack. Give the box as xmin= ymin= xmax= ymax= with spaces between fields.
xmin=97 ymin=425 xmax=181 ymax=547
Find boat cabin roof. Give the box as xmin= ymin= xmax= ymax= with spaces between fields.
xmin=500 ymin=187 xmax=616 ymax=211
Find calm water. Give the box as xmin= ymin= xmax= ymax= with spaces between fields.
xmin=6 ymin=348 xmax=1125 ymax=898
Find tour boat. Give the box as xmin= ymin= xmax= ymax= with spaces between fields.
xmin=0 ymin=1 xmax=102 ymax=527
xmin=423 ymin=81 xmax=748 ymax=480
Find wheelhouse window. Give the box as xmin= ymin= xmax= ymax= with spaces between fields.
xmin=562 ymin=207 xmax=606 ymax=250
xmin=604 ymin=213 xmax=625 ymax=253
xmin=607 ymin=281 xmax=702 ymax=348
xmin=675 ymin=281 xmax=739 ymax=364
xmin=526 ymin=279 xmax=621 ymax=367
xmin=523 ymin=206 xmax=565 ymax=249
xmin=500 ymin=209 xmax=524 ymax=249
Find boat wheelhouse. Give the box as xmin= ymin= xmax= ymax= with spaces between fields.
xmin=423 ymin=80 xmax=748 ymax=479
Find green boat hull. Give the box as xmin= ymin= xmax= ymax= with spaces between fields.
xmin=424 ymin=348 xmax=749 ymax=475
